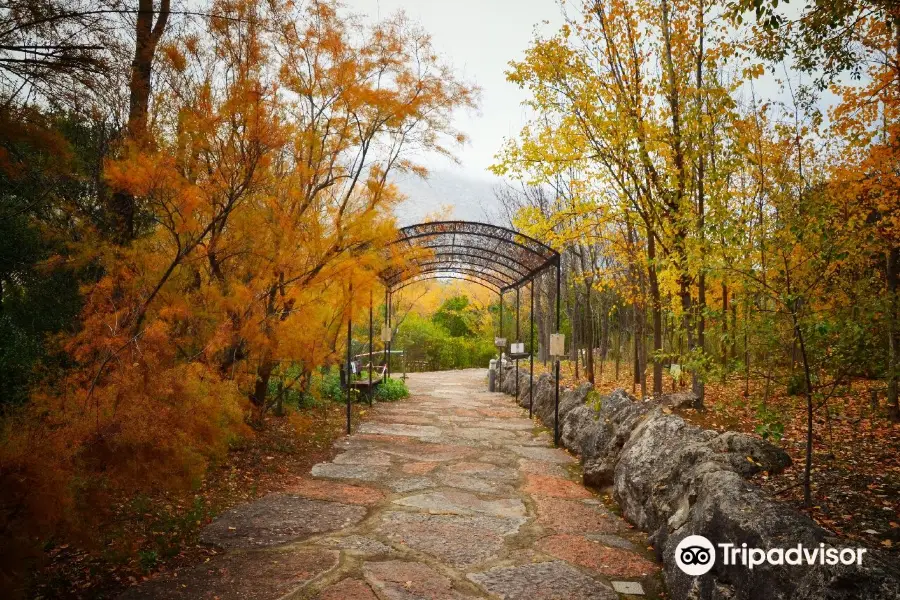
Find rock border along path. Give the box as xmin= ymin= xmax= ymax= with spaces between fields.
xmin=122 ymin=369 xmax=664 ymax=600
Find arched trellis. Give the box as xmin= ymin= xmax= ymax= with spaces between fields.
xmin=380 ymin=221 xmax=558 ymax=292
xmin=350 ymin=221 xmax=564 ymax=444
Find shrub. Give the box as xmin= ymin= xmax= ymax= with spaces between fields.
xmin=314 ymin=368 xmax=345 ymax=403
xmin=267 ymin=365 xmax=323 ymax=410
xmin=138 ymin=549 xmax=159 ymax=573
xmin=395 ymin=313 xmax=497 ymax=371
xmin=375 ymin=377 xmax=409 ymax=401
xmin=754 ymin=402 xmax=786 ymax=441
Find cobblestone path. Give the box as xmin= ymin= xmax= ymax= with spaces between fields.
xmin=123 ymin=369 xmax=663 ymax=600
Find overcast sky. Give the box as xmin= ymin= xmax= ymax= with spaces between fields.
xmin=343 ymin=0 xmax=562 ymax=181
xmin=340 ymin=1 xmax=835 ymax=223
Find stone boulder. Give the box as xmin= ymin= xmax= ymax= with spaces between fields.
xmin=530 ymin=381 xmax=591 ymax=432
xmin=612 ymin=407 xmax=792 ymax=535
xmin=497 ymin=365 xmax=591 ymax=435
xmin=502 ymin=366 xmax=553 ymax=415
xmin=514 ymin=370 xmax=541 ymax=412
xmin=499 ymin=363 xmax=533 ymax=397
xmin=488 ymin=375 xmax=899 ymax=599
xmin=663 ymin=470 xmax=900 ymax=600
xmin=562 ymin=388 xmax=655 ymax=487
xmin=499 ymin=363 xmax=516 ymax=395
xmin=613 ymin=406 xmax=897 ymax=600
xmin=659 ymin=390 xmax=699 ymax=409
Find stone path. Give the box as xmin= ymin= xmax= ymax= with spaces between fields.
xmin=122 ymin=369 xmax=663 ymax=600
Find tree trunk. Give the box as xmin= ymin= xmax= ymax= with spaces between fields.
xmin=632 ymin=304 xmax=641 ymax=395
xmin=583 ymin=281 xmax=595 ymax=384
xmin=744 ymin=294 xmax=750 ymax=398
xmin=599 ymin=300 xmax=609 ymax=382
xmin=887 ymin=246 xmax=900 ymax=420
xmin=570 ymin=289 xmax=579 ymax=381
xmin=731 ymin=294 xmax=738 ymax=360
xmin=641 ymin=325 xmax=649 ymax=395
xmin=680 ymin=273 xmax=702 ymax=403
xmin=536 ymin=276 xmax=548 ymax=364
xmin=887 ymin=13 xmax=900 ymax=421
xmin=648 ymin=234 xmax=663 ymax=395
xmin=251 ymin=358 xmax=276 ymax=423
xmin=111 ymin=0 xmax=171 ymax=243
xmin=693 ymin=0 xmax=707 ymax=408
xmin=792 ymin=312 xmax=815 ymax=507
xmin=615 ymin=307 xmax=622 ymax=381
xmin=721 ymin=281 xmax=728 ymax=382
xmin=274 ymin=380 xmax=285 ymax=417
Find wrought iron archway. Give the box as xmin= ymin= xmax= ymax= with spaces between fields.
xmin=359 ymin=221 xmax=564 ymax=444
xmin=342 ymin=222 xmax=564 ymax=442
xmin=380 ymin=221 xmax=559 ymax=293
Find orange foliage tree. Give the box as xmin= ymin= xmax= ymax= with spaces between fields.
xmin=0 ymin=0 xmax=475 ymax=569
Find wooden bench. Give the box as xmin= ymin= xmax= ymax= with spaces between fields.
xmin=349 ymin=363 xmax=388 ymax=403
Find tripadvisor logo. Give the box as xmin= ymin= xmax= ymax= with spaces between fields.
xmin=674 ymin=534 xmax=868 ymax=576
xmin=675 ymin=535 xmax=716 ymax=575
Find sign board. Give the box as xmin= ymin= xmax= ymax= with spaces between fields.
xmin=381 ymin=325 xmax=392 ymax=343
xmin=670 ymin=363 xmax=682 ymax=383
xmin=494 ymin=337 xmax=507 ymax=348
xmin=550 ymin=333 xmax=565 ymax=357
xmin=511 ymin=342 xmax=525 ymax=354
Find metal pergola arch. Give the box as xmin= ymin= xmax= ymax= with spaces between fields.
xmin=366 ymin=221 xmax=565 ymax=444
xmin=380 ymin=221 xmax=559 ymax=292
xmin=391 ymin=272 xmax=504 ymax=295
xmin=341 ymin=222 xmax=564 ymax=443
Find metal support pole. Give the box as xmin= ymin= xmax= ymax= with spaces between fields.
xmin=368 ymin=289 xmax=373 ymax=405
xmin=346 ymin=282 xmax=353 ymax=435
xmin=387 ymin=292 xmax=392 ymax=379
xmin=498 ymin=291 xmax=504 ymax=385
xmin=515 ymin=286 xmax=520 ymax=401
xmin=499 ymin=291 xmax=503 ymax=339
xmin=530 ymin=280 xmax=535 ymax=418
xmin=555 ymin=258 xmax=561 ymax=446
xmin=384 ymin=289 xmax=389 ymax=370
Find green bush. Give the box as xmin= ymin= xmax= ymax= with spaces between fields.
xmin=375 ymin=377 xmax=409 ymax=401
xmin=754 ymin=402 xmax=785 ymax=441
xmin=395 ymin=312 xmax=497 ymax=372
xmin=138 ymin=549 xmax=159 ymax=573
xmin=267 ymin=364 xmax=324 ymax=410
xmin=316 ymin=368 xmax=346 ymax=403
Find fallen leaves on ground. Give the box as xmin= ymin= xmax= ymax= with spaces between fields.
xmin=31 ymin=402 xmax=361 ymax=599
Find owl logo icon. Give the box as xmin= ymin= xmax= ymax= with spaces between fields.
xmin=675 ymin=535 xmax=716 ymax=576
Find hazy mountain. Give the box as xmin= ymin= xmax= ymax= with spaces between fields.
xmin=391 ymin=169 xmax=505 ymax=226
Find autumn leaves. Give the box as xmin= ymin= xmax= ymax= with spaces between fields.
xmin=1 ymin=0 xmax=475 ymax=563
xmin=492 ymin=0 xmax=900 ymax=511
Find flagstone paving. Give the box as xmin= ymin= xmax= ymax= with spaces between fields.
xmin=121 ymin=368 xmax=664 ymax=599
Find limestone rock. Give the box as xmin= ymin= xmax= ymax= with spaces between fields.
xmin=489 ymin=374 xmax=900 ymax=600
xmin=562 ymin=388 xmax=652 ymax=487
xmin=663 ymin=471 xmax=900 ymax=600
xmin=659 ymin=390 xmax=699 ymax=409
